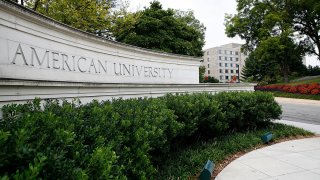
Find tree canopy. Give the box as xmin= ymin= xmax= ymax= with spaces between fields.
xmin=242 ymin=35 xmax=305 ymax=83
xmin=225 ymin=0 xmax=320 ymax=59
xmin=112 ymin=1 xmax=206 ymax=57
xmin=13 ymin=0 xmax=205 ymax=57
xmin=14 ymin=0 xmax=117 ymax=38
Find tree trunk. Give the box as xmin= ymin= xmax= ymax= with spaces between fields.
xmin=281 ymin=64 xmax=290 ymax=83
xmin=33 ymin=0 xmax=40 ymax=11
xmin=281 ymin=60 xmax=290 ymax=83
xmin=317 ymin=43 xmax=320 ymax=61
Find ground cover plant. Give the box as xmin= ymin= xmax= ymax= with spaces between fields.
xmin=0 ymin=91 xmax=295 ymax=179
xmin=256 ymin=82 xmax=320 ymax=96
xmin=157 ymin=123 xmax=313 ymax=179
xmin=269 ymin=91 xmax=320 ymax=101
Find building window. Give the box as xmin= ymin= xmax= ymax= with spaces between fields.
xmin=208 ymin=70 xmax=210 ymax=74
xmin=225 ymin=57 xmax=228 ymax=61
xmin=219 ymin=50 xmax=222 ymax=54
xmin=225 ymin=76 xmax=229 ymax=80
xmin=230 ymin=51 xmax=233 ymax=55
xmin=236 ymin=70 xmax=239 ymax=73
xmin=224 ymin=50 xmax=227 ymax=54
xmin=220 ymin=75 xmax=223 ymax=80
xmin=236 ymin=58 xmax=239 ymax=61
xmin=207 ymin=51 xmax=209 ymax=55
xmin=225 ymin=63 xmax=228 ymax=67
xmin=219 ymin=63 xmax=222 ymax=67
xmin=208 ymin=64 xmax=210 ymax=68
xmin=236 ymin=64 xmax=239 ymax=68
xmin=230 ymin=57 xmax=233 ymax=61
xmin=231 ymin=70 xmax=234 ymax=73
xmin=219 ymin=69 xmax=223 ymax=73
xmin=219 ymin=56 xmax=222 ymax=60
xmin=225 ymin=69 xmax=229 ymax=73
xmin=207 ymin=58 xmax=210 ymax=62
xmin=230 ymin=63 xmax=233 ymax=67
xmin=235 ymin=51 xmax=239 ymax=55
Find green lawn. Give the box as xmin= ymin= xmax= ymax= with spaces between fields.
xmin=271 ymin=91 xmax=320 ymax=100
xmin=275 ymin=77 xmax=320 ymax=85
xmin=157 ymin=123 xmax=313 ymax=179
xmin=289 ymin=77 xmax=320 ymax=85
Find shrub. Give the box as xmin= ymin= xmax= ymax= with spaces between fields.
xmin=0 ymin=92 xmax=282 ymax=179
xmin=212 ymin=91 xmax=282 ymax=130
xmin=299 ymin=87 xmax=310 ymax=94
xmin=162 ymin=93 xmax=226 ymax=137
xmin=256 ymin=82 xmax=320 ymax=95
xmin=282 ymin=85 xmax=291 ymax=92
xmin=203 ymin=76 xmax=219 ymax=83
xmin=308 ymin=83 xmax=318 ymax=91
xmin=311 ymin=89 xmax=320 ymax=95
xmin=0 ymin=99 xmax=125 ymax=179
xmin=288 ymin=86 xmax=298 ymax=93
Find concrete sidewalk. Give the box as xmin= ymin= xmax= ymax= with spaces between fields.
xmin=215 ymin=97 xmax=320 ymax=179
xmin=215 ymin=137 xmax=320 ymax=180
xmin=275 ymin=120 xmax=320 ymax=135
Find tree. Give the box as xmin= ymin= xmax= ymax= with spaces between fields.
xmin=113 ymin=1 xmax=205 ymax=57
xmin=199 ymin=66 xmax=205 ymax=83
xmin=225 ymin=0 xmax=320 ymax=60
xmin=14 ymin=0 xmax=115 ymax=38
xmin=289 ymin=0 xmax=320 ymax=58
xmin=242 ymin=49 xmax=281 ymax=84
xmin=242 ymin=35 xmax=305 ymax=83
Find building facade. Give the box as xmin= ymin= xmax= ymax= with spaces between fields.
xmin=202 ymin=43 xmax=247 ymax=83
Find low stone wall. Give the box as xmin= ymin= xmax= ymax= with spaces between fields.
xmin=0 ymin=80 xmax=255 ymax=116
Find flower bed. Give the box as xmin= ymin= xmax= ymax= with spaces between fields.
xmin=255 ymin=82 xmax=320 ymax=95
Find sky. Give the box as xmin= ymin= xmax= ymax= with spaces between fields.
xmin=128 ymin=0 xmax=320 ymax=66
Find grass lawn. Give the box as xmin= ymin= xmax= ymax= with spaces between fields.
xmin=275 ymin=77 xmax=320 ymax=85
xmin=271 ymin=91 xmax=320 ymax=100
xmin=288 ymin=77 xmax=320 ymax=85
xmin=157 ymin=123 xmax=314 ymax=179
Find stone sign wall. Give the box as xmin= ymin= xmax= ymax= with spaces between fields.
xmin=0 ymin=1 xmax=201 ymax=84
xmin=0 ymin=1 xmax=256 ymax=117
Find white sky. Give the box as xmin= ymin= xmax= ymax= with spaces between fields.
xmin=128 ymin=0 xmax=320 ymax=66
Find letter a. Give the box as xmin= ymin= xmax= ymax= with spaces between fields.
xmin=12 ymin=44 xmax=28 ymax=65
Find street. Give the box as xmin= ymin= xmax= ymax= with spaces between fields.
xmin=276 ymin=97 xmax=320 ymax=125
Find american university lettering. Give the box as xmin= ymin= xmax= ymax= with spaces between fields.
xmin=10 ymin=43 xmax=173 ymax=79
xmin=11 ymin=43 xmax=108 ymax=74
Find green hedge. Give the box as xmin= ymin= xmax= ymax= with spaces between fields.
xmin=0 ymin=92 xmax=281 ymax=179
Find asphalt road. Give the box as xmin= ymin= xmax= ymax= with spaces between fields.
xmin=275 ymin=97 xmax=320 ymax=125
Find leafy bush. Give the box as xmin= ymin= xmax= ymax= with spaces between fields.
xmin=203 ymin=76 xmax=220 ymax=83
xmin=0 ymin=92 xmax=282 ymax=179
xmin=212 ymin=92 xmax=282 ymax=130
xmin=162 ymin=93 xmax=226 ymax=137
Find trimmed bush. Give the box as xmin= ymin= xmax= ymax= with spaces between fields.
xmin=162 ymin=93 xmax=226 ymax=137
xmin=0 ymin=92 xmax=282 ymax=179
xmin=212 ymin=91 xmax=282 ymax=130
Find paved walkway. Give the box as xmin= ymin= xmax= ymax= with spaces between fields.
xmin=215 ymin=137 xmax=320 ymax=180
xmin=275 ymin=120 xmax=320 ymax=134
xmin=216 ymin=98 xmax=320 ymax=180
